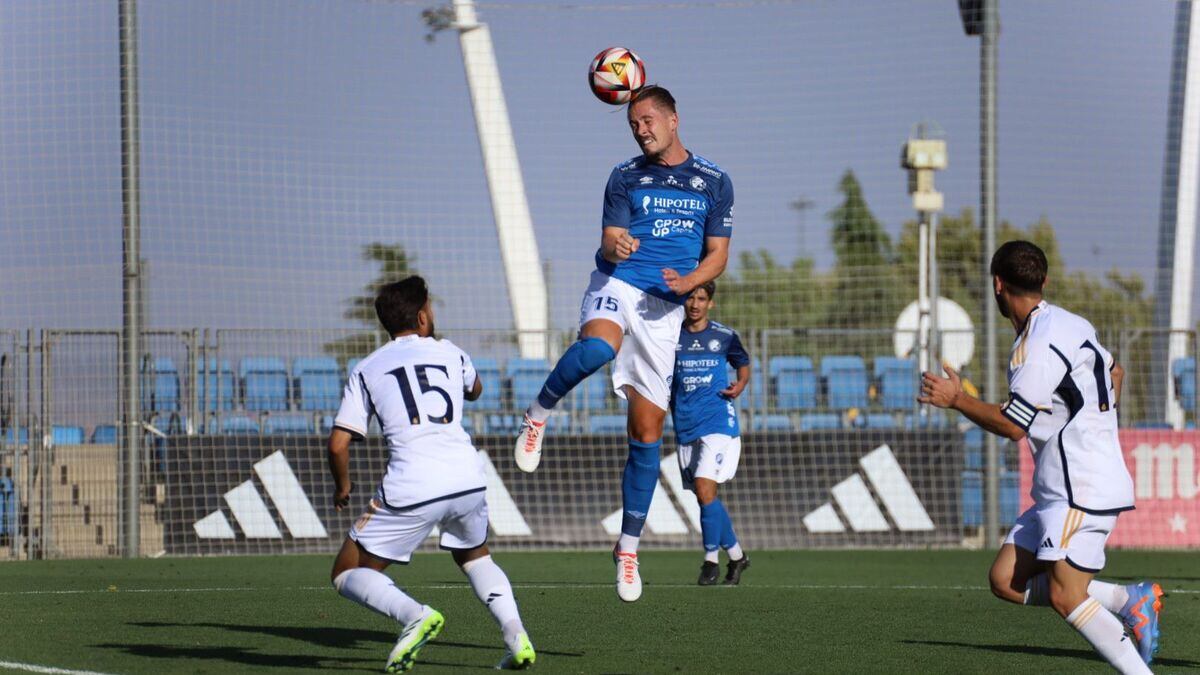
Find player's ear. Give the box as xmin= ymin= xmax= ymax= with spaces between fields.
xmin=992 ymin=275 xmax=1003 ymax=296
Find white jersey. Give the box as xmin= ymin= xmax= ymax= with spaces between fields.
xmin=334 ymin=335 xmax=486 ymax=510
xmin=1000 ymin=301 xmax=1134 ymax=514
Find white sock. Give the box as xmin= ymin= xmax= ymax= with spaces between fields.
xmin=333 ymin=568 xmax=424 ymax=625
xmin=617 ymin=533 xmax=639 ymax=553
xmin=726 ymin=543 xmax=744 ymax=561
xmin=1023 ymin=573 xmax=1051 ymax=606
xmin=1065 ymin=597 xmax=1152 ymax=674
xmin=461 ymin=555 xmax=525 ymax=644
xmin=1088 ymin=579 xmax=1131 ymax=613
xmin=704 ymin=549 xmax=719 ymax=564
xmin=526 ymin=402 xmax=551 ymax=424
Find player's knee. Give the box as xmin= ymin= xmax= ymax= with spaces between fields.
xmin=1047 ymin=577 xmax=1083 ymax=618
xmin=577 ymin=336 xmax=616 ymax=369
xmin=626 ymin=413 xmax=665 ymax=443
xmin=694 ymin=482 xmax=717 ymax=505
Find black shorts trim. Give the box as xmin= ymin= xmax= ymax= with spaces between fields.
xmin=351 ymin=536 xmax=411 ymax=566
xmin=439 ymin=535 xmax=488 ymax=553
xmin=1068 ymin=501 xmax=1135 ymax=516
xmin=1065 ymin=556 xmax=1102 ymax=574
xmin=381 ymin=486 xmax=486 ymax=512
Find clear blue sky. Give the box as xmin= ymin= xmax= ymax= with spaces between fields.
xmin=0 ymin=0 xmax=1182 ymax=344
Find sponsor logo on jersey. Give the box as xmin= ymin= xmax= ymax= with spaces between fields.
xmin=681 ymin=373 xmax=714 ymax=392
xmin=641 ymin=195 xmax=651 ymax=215
xmin=690 ymin=176 xmax=706 ymax=190
xmin=652 ymin=195 xmax=706 ymax=210
xmin=651 ymin=218 xmax=696 ymax=237
xmin=801 ymin=445 xmax=935 ymax=533
xmin=681 ymin=357 xmax=721 ymax=367
xmin=639 ymin=175 xmax=655 ymax=185
xmin=690 ymin=339 xmax=703 ymax=350
xmin=691 ymin=161 xmax=723 ymax=179
xmin=666 ymin=175 xmax=684 ymax=188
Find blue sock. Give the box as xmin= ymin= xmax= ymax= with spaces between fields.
xmin=620 ymin=438 xmax=661 ymax=537
xmin=716 ymin=500 xmax=739 ymax=550
xmin=699 ymin=500 xmax=722 ymax=554
xmin=535 ymin=337 xmax=615 ymax=410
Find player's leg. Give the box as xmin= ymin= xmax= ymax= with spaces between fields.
xmin=1049 ymin=560 xmax=1150 ymax=674
xmin=610 ymin=386 xmax=665 ymax=602
xmin=691 ymin=473 xmax=722 ymax=585
xmin=333 ymin=498 xmax=446 ymax=673
xmin=988 ymin=505 xmax=1049 ymax=605
xmin=515 ymin=272 xmax=625 ymax=472
xmin=442 ymin=492 xmax=535 ymax=670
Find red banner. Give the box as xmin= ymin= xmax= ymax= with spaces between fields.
xmin=1019 ymin=430 xmax=1200 ymax=547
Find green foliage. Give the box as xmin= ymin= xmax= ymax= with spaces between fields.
xmin=323 ymin=242 xmax=416 ymax=365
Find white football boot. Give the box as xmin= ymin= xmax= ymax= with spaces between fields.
xmin=513 ymin=414 xmax=546 ymax=473
xmin=614 ymin=548 xmax=642 ymax=602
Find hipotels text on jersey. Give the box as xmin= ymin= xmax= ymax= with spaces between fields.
xmin=651 ymin=196 xmax=707 ymax=211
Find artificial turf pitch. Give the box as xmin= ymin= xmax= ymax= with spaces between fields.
xmin=0 ymin=550 xmax=1196 ymax=674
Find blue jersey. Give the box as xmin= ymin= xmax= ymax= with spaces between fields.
xmin=670 ymin=320 xmax=750 ymax=444
xmin=596 ymin=152 xmax=734 ymax=304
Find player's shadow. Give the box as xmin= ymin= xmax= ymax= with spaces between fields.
xmin=129 ymin=621 xmax=395 ymax=650
xmin=95 ymin=642 xmax=378 ymax=671
xmin=903 ymin=639 xmax=1200 ymax=669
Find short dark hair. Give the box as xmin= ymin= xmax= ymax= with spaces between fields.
xmin=990 ymin=240 xmax=1047 ymax=295
xmin=629 ymin=85 xmax=676 ymax=114
xmin=375 ymin=275 xmax=429 ymax=335
xmin=694 ymin=280 xmax=716 ymax=299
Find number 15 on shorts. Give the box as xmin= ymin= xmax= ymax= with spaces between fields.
xmin=592 ymin=296 xmax=618 ymax=313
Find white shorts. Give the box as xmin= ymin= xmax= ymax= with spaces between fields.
xmin=578 ymin=270 xmax=685 ymax=411
xmin=677 ymin=434 xmax=742 ymax=490
xmin=1004 ymin=503 xmax=1117 ymax=573
xmin=348 ymin=488 xmax=488 ymax=564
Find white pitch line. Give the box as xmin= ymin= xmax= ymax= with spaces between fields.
xmin=0 ymin=660 xmax=115 ymax=675
xmin=1 ymin=583 xmax=1197 ymax=596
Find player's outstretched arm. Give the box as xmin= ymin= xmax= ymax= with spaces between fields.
xmin=919 ymin=363 xmax=1025 ymax=441
xmin=327 ymin=428 xmax=354 ymax=510
xmin=663 ymin=236 xmax=730 ymax=296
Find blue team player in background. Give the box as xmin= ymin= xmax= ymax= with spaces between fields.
xmin=670 ymin=280 xmax=750 ymax=586
xmin=512 ymin=85 xmax=734 ymax=602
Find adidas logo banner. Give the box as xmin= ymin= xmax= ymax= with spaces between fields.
xmin=162 ymin=430 xmax=962 ymax=554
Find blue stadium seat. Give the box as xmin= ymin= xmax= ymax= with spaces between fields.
xmin=220 ymin=415 xmax=260 ymax=435
xmin=202 ymin=359 xmax=237 ymax=411
xmin=142 ymin=357 xmax=180 ymax=413
xmin=505 ymin=358 xmax=550 ymax=411
xmin=751 ymin=414 xmax=793 ymax=432
xmin=318 ymin=415 xmax=335 ymax=433
xmin=1174 ymin=357 xmax=1196 ymax=411
xmin=963 ymin=427 xmax=983 ymax=470
xmin=0 ymin=477 xmax=13 ymax=538
xmin=770 ymin=356 xmax=816 ymax=411
xmin=241 ymin=357 xmax=289 ymax=411
xmin=857 ymin=413 xmax=897 ymax=429
xmin=821 ymin=356 xmax=868 ymax=409
xmin=799 ymin=413 xmax=842 ymax=431
xmin=1001 ymin=468 xmax=1020 ymax=526
xmin=293 ymin=357 xmax=341 ymax=411
xmin=470 ymin=358 xmax=503 ymax=410
xmin=52 ymin=425 xmax=84 ymax=445
xmin=588 ymin=414 xmax=628 ymax=435
xmin=262 ymin=413 xmax=312 ymax=435
xmin=873 ymin=357 xmax=917 ymax=411
xmin=3 ymin=427 xmax=29 ymax=445
xmin=904 ymin=412 xmax=952 ymax=429
xmin=90 ymin=425 xmax=118 ymax=444
xmin=483 ymin=414 xmax=522 ymax=435
xmin=961 ymin=470 xmax=983 ymax=527
xmin=562 ymin=369 xmax=610 ymax=411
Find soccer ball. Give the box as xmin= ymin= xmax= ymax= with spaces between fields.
xmin=588 ymin=47 xmax=646 ymax=105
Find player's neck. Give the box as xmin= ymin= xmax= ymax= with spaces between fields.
xmin=648 ymin=143 xmax=689 ymax=167
xmin=1008 ymin=296 xmax=1043 ymax=333
xmin=684 ymin=318 xmax=709 ymax=333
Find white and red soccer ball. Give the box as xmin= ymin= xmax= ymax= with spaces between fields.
xmin=588 ymin=47 xmax=646 ymax=105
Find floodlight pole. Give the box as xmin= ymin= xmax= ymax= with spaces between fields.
xmin=428 ymin=0 xmax=549 ymax=359
xmin=118 ymin=0 xmax=142 ymax=558
xmin=1153 ymin=0 xmax=1200 ymax=428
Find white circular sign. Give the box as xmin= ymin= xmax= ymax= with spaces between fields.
xmin=894 ymin=297 xmax=975 ymax=369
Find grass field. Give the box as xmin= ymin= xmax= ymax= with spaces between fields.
xmin=0 ymin=549 xmax=1197 ymax=674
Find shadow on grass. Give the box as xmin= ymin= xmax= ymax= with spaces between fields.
xmin=903 ymin=639 xmax=1200 ymax=669
xmin=94 ymin=643 xmax=377 ymax=671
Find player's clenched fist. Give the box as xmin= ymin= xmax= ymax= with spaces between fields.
xmin=613 ymin=231 xmax=640 ymax=261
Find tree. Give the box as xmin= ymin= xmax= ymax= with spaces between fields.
xmin=825 ymin=171 xmax=904 ymax=331
xmin=323 ymin=242 xmax=416 ymax=364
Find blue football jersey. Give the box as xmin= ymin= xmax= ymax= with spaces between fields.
xmin=596 ymin=152 xmax=734 ymax=303
xmin=670 ymin=320 xmax=750 ymax=444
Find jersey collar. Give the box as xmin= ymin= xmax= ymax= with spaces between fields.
xmin=1014 ymin=300 xmax=1048 ymax=338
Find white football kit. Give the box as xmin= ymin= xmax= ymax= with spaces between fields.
xmin=1000 ymin=301 xmax=1134 ymax=572
xmin=335 ymin=335 xmax=489 ymax=562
